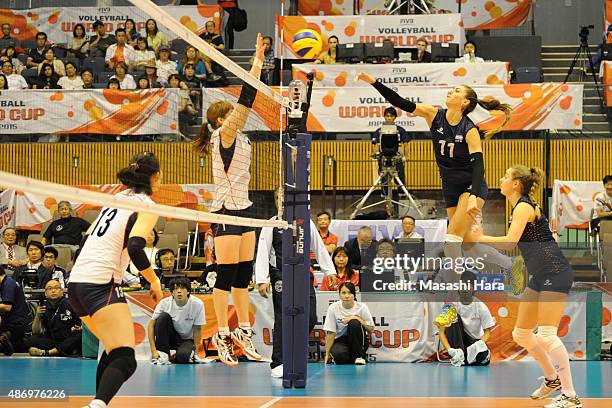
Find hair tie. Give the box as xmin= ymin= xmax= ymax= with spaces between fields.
xmin=207 ymin=122 xmax=214 ymax=132
xmin=130 ymin=162 xmax=139 ymax=169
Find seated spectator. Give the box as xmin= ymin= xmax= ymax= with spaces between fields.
xmin=376 ymin=238 xmax=396 ymax=259
xmin=27 ymin=279 xmax=81 ymax=357
xmin=13 ymin=241 xmax=44 ymax=285
xmin=37 ymin=247 xmax=68 ymax=290
xmin=41 ymin=201 xmax=90 ymax=253
xmin=2 ymin=60 xmax=28 ymax=89
xmin=396 ymin=215 xmax=423 ymax=240
xmin=0 ymin=73 xmax=7 ymax=90
xmin=169 ymin=74 xmax=199 ymax=127
xmin=316 ymin=211 xmax=338 ymax=255
xmin=0 ymin=228 xmax=27 ymax=271
xmin=111 ymin=62 xmax=137 ymax=90
xmin=37 ymin=48 xmax=65 ymax=77
xmin=148 ymin=278 xmax=205 ymax=364
xmin=137 ymin=76 xmax=151 ymax=89
xmin=200 ymin=33 xmax=227 ymax=85
xmin=26 ymin=32 xmax=50 ymax=68
xmin=320 ymin=247 xmax=359 ymax=291
xmin=593 ymin=175 xmax=612 ymax=232
xmin=105 ymin=28 xmax=136 ymax=70
xmin=0 ymin=265 xmax=30 ymax=356
xmin=415 ymin=37 xmax=432 ymax=63
xmin=344 ymin=226 xmax=378 ymax=269
xmin=178 ymin=46 xmax=206 ymax=81
xmin=125 ymin=229 xmax=158 ymax=288
xmin=250 ymin=35 xmax=275 ymax=85
xmin=4 ymin=46 xmax=24 ymax=74
xmin=66 ymin=23 xmax=90 ymax=59
xmin=323 ymin=282 xmax=374 ymax=365
xmin=80 ymin=68 xmax=95 ymax=89
xmin=201 ymin=20 xmax=225 ymax=52
xmin=154 ymin=248 xmax=182 ymax=285
xmin=156 ymin=45 xmax=178 ymax=83
xmin=89 ymin=20 xmax=116 ymax=58
xmin=107 ymin=78 xmax=120 ymax=89
xmin=456 ymin=41 xmax=484 ymax=63
xmin=0 ymin=23 xmax=19 ymax=51
xmin=133 ymin=37 xmax=156 ymax=72
xmin=33 ymin=62 xmax=60 ymax=89
xmin=145 ymin=18 xmax=168 ymax=56
xmin=124 ymin=19 xmax=139 ymax=47
xmin=144 ymin=60 xmax=165 ymax=88
xmin=434 ymin=271 xmax=495 ymax=367
xmin=182 ymin=64 xmax=203 ymax=109
xmin=314 ymin=35 xmax=339 ymax=64
xmin=57 ymin=62 xmax=84 ymax=89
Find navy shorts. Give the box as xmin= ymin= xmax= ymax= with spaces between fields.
xmin=527 ymin=266 xmax=573 ymax=294
xmin=68 ymin=279 xmax=126 ymax=317
xmin=211 ymin=207 xmax=255 ymax=237
xmin=441 ymin=179 xmax=488 ymax=208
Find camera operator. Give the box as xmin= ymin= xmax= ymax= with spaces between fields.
xmin=371 ymin=107 xmax=412 ymax=197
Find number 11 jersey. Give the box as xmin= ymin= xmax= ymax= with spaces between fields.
xmin=70 ymin=190 xmax=155 ymax=285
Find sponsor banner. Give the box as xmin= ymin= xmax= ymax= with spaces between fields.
xmin=607 ymin=0 xmax=612 ymax=43
xmin=550 ymin=180 xmax=601 ymax=232
xmin=276 ymin=14 xmax=464 ymax=60
xmin=0 ymin=5 xmax=222 ymax=43
xmin=0 ymin=89 xmax=179 ymax=135
xmin=604 ymin=292 xmax=612 ymax=342
xmin=296 ymin=0 xmax=531 ymax=30
xmin=0 ymin=189 xmax=16 ymax=236
xmin=293 ymin=62 xmax=510 ymax=87
xmin=604 ymin=61 xmax=612 ymax=106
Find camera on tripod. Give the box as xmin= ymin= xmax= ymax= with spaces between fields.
xmin=379 ymin=121 xmax=402 ymax=167
xmin=579 ymin=25 xmax=594 ymax=42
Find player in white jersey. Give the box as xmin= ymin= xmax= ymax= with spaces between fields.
xmin=193 ymin=33 xmax=265 ymax=366
xmin=68 ymin=152 xmax=163 ymax=408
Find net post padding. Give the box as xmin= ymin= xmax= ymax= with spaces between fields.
xmin=0 ymin=171 xmax=287 ymax=229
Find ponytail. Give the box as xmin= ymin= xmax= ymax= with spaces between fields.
xmin=510 ymin=165 xmax=544 ymax=215
xmin=116 ymin=152 xmax=160 ymax=195
xmin=194 ymin=122 xmax=214 ymax=154
xmin=194 ymin=100 xmax=233 ymax=154
xmin=462 ymin=85 xmax=512 ymax=139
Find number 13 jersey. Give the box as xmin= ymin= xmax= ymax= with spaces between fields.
xmin=70 ymin=190 xmax=155 ymax=285
xmin=430 ymin=108 xmax=480 ymax=184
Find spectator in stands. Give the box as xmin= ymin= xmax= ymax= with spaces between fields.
xmin=145 ymin=18 xmax=168 ymax=56
xmin=0 ymin=265 xmax=30 ymax=356
xmin=2 ymin=60 xmax=27 ymax=90
xmin=58 ymin=62 xmax=84 ymax=89
xmin=107 ymin=78 xmax=120 ymax=89
xmin=169 ymin=74 xmax=199 ymax=127
xmin=316 ymin=211 xmax=338 ymax=255
xmin=124 ymin=19 xmax=139 ymax=47
xmin=66 ymin=23 xmax=90 ymax=59
xmin=27 ymin=279 xmax=81 ymax=357
xmin=178 ymin=46 xmax=206 ymax=80
xmin=13 ymin=241 xmax=44 ymax=284
xmin=111 ymin=62 xmax=137 ymax=90
xmin=250 ymin=36 xmax=275 ymax=85
xmin=435 ymin=270 xmax=495 ymax=366
xmin=315 ymin=35 xmax=339 ymax=64
xmin=0 ymin=73 xmax=7 ymax=90
xmin=320 ymin=247 xmax=359 ymax=291
xmin=137 ymin=76 xmax=151 ymax=89
xmin=133 ymin=36 xmax=156 ymax=72
xmin=89 ymin=20 xmax=116 ymax=58
xmin=37 ymin=247 xmax=68 ymax=290
xmin=396 ymin=215 xmax=423 ymax=240
xmin=154 ymin=248 xmax=179 ymax=283
xmin=35 ymin=63 xmax=61 ymax=89
xmin=37 ymin=48 xmax=65 ymax=77
xmin=148 ymin=277 xmax=205 ymax=365
xmin=344 ymin=226 xmax=378 ymax=269
xmin=200 ymin=33 xmax=225 ymax=84
xmin=200 ymin=20 xmax=225 ymax=54
xmin=156 ymin=45 xmax=178 ymax=84
xmin=375 ymin=238 xmax=396 ymax=259
xmin=0 ymin=228 xmax=27 ymax=270
xmin=323 ymin=282 xmax=374 ymax=365
xmin=593 ymin=175 xmax=612 ymax=230
xmin=105 ymin=28 xmax=136 ymax=70
xmin=41 ymin=201 xmax=90 ymax=254
xmin=182 ymin=64 xmax=203 ymax=109
xmin=457 ymin=41 xmax=484 ymax=63
xmin=80 ymin=68 xmax=95 ymax=89
xmin=4 ymin=46 xmax=24 ymax=74
xmin=26 ymin=32 xmax=50 ymax=68
xmin=0 ymin=23 xmax=19 ymax=51
xmin=144 ymin=60 xmax=164 ymax=88
xmin=415 ymin=37 xmax=432 ymax=63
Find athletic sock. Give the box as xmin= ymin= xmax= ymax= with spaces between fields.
xmin=549 ymin=345 xmax=576 ymax=398
xmin=218 ymin=327 xmax=230 ymax=337
xmin=88 ymin=399 xmax=107 ymax=408
xmin=239 ymin=322 xmax=251 ymax=331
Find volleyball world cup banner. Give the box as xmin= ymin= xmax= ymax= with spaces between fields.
xmin=604 ymin=61 xmax=612 ymax=106
xmin=0 ymin=5 xmax=222 ymax=43
xmin=296 ymin=0 xmax=532 ymax=30
xmin=276 ymin=13 xmax=464 ymax=60
xmin=0 ymin=89 xmax=179 ymax=135
xmin=293 ymin=62 xmax=511 ymax=87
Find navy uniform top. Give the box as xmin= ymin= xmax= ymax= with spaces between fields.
xmin=430 ymin=108 xmax=479 ymax=184
xmin=512 ymin=195 xmax=572 ymax=276
xmin=40 ymin=297 xmax=80 ymax=342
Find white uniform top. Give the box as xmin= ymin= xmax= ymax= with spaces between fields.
xmin=454 ymin=300 xmax=496 ymax=340
xmin=323 ymin=301 xmax=374 ymax=339
xmin=70 ymin=190 xmax=155 ymax=285
xmin=210 ymin=127 xmax=252 ymax=212
xmin=151 ymin=295 xmax=206 ymax=340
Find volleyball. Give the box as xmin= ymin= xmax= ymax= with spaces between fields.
xmin=291 ymin=29 xmax=323 ymax=58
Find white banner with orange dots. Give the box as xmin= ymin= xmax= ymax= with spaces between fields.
xmin=0 ymin=89 xmax=179 ymax=135
xmin=550 ymin=180 xmax=602 ymax=232
xmin=604 ymin=61 xmax=612 ymax=107
xmin=0 ymin=5 xmax=222 ymax=43
xmin=293 ymin=62 xmax=511 ymax=87
xmin=276 ymin=13 xmax=464 ymax=60
xmin=296 ymin=0 xmax=532 ymax=31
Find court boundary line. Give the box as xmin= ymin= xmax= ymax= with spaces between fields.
xmin=258 ymin=397 xmax=283 ymax=408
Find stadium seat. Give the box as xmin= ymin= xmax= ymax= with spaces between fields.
xmin=170 ymin=39 xmax=189 ymax=58
xmin=20 ymin=39 xmax=36 ymax=51
xmin=22 ymin=68 xmax=38 ymax=81
xmin=514 ymin=67 xmax=542 ymax=84
xmin=17 ymin=54 xmax=28 ymax=65
xmin=82 ymin=57 xmax=106 ymax=75
xmin=27 ymin=234 xmax=42 ymax=245
xmin=157 ymin=233 xmax=180 ymax=260
xmin=82 ymin=209 xmax=101 ymax=224
xmin=63 ymin=57 xmax=81 ymax=70
xmin=97 ymin=71 xmax=115 ymax=84
xmin=155 ymin=217 xmax=167 ymax=233
xmin=52 ymin=44 xmax=67 ymax=58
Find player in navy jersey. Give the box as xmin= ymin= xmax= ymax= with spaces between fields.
xmin=193 ymin=33 xmax=265 ymax=366
xmin=357 ymin=72 xmax=514 ymax=282
xmin=68 ymin=152 xmax=163 ymax=408
xmin=471 ymin=166 xmax=581 ymax=408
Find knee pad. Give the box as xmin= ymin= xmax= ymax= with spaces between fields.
xmin=512 ymin=327 xmax=538 ymax=349
xmin=214 ymin=264 xmax=238 ymax=291
xmin=443 ymin=234 xmax=463 ymax=260
xmin=536 ymin=326 xmax=563 ymax=353
xmin=233 ymin=261 xmax=253 ymax=289
xmin=107 ymin=347 xmax=137 ymax=379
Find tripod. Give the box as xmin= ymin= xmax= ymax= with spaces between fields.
xmin=564 ymin=32 xmax=604 ymax=110
xmin=350 ymin=154 xmax=423 ymax=219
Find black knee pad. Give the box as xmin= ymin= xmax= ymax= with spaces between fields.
xmin=215 ymin=264 xmax=238 ymax=291
xmin=233 ymin=261 xmax=253 ymax=289
xmin=107 ymin=347 xmax=137 ymax=379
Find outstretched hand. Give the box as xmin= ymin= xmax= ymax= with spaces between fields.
xmin=254 ymin=33 xmax=265 ymax=61
xmin=356 ymin=71 xmax=376 ymax=84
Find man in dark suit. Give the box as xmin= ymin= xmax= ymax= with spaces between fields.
xmin=343 ymin=226 xmax=378 ymax=269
